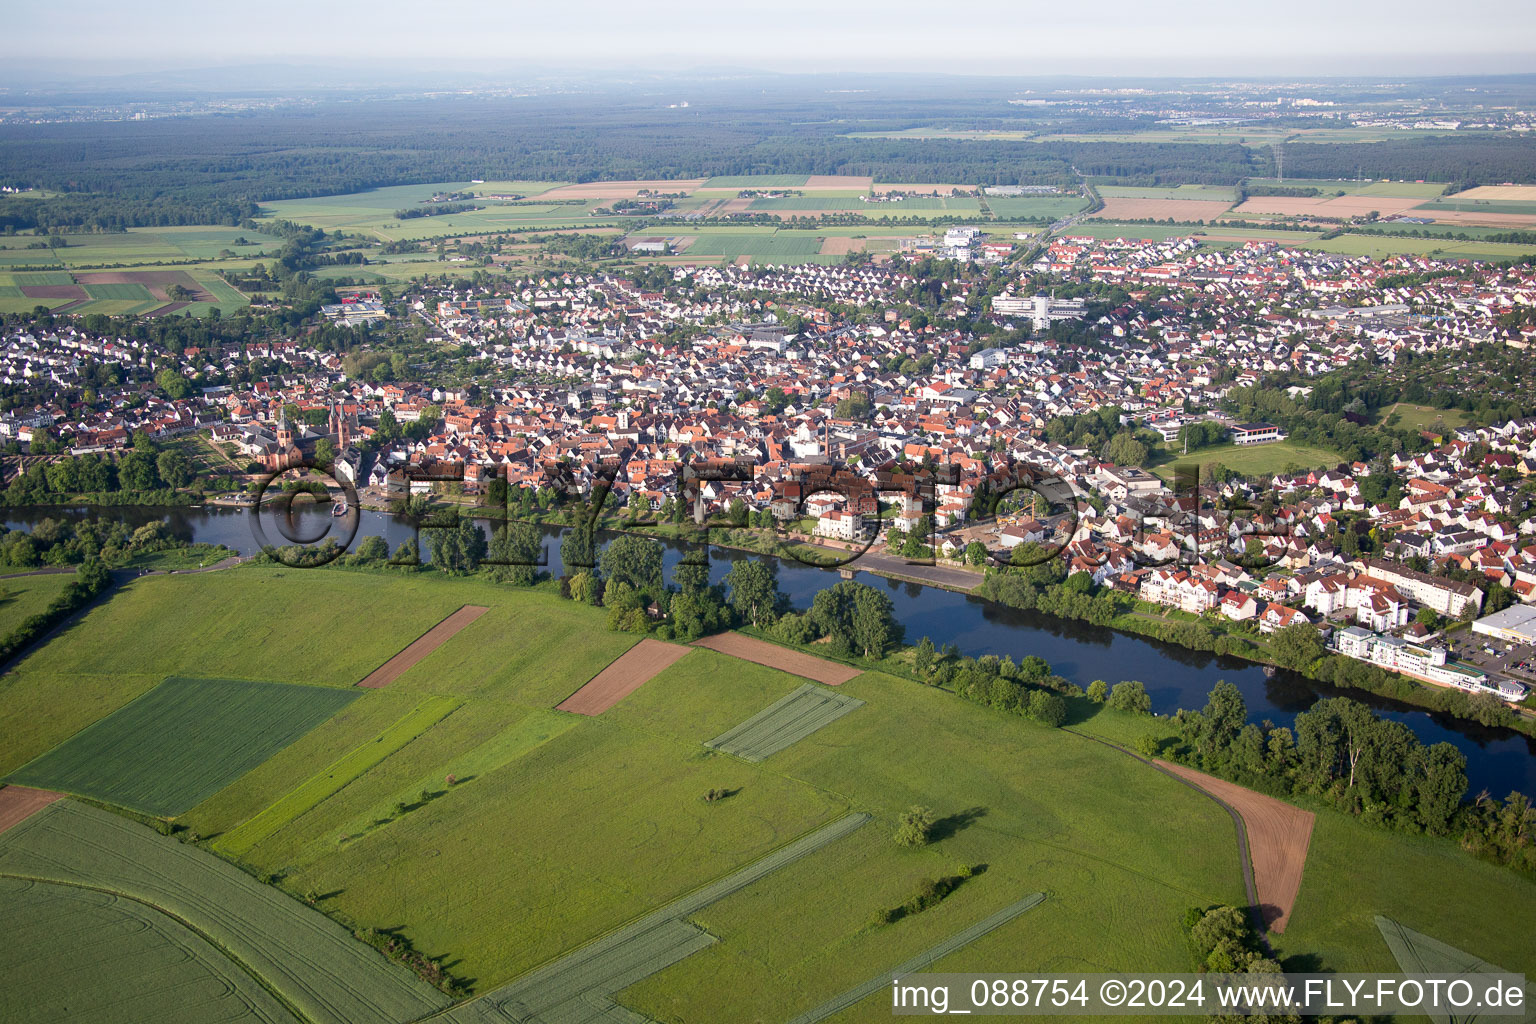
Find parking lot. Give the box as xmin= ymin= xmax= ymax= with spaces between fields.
xmin=1447 ymin=631 xmax=1536 ymax=685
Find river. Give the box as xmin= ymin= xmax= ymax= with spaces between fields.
xmin=8 ymin=502 xmax=1535 ymax=798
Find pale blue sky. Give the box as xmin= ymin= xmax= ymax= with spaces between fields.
xmin=6 ymin=0 xmax=1535 ymax=77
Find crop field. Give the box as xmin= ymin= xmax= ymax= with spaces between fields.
xmin=706 ymin=683 xmax=865 ymax=761
xmin=1092 ymin=197 xmax=1236 ymax=221
xmin=664 ymin=231 xmax=831 ymax=261
xmin=0 ymin=800 xmax=449 ymax=1024
xmin=215 ymin=695 xmax=461 ymax=857
xmin=1099 ymin=184 xmax=1240 ymax=203
xmin=0 ymin=571 xmax=75 ymax=639
xmin=1414 ymin=198 xmax=1536 ymax=216
xmin=783 ymin=893 xmax=1048 ymax=1024
xmin=1274 ymin=810 xmax=1536 ymax=990
xmin=983 ymin=196 xmax=1090 ymax=220
xmin=0 ymin=876 xmax=299 ymax=1024
xmin=5 ymin=676 xmax=359 ymax=816
xmin=1243 ymin=179 xmax=1449 ymax=198
xmin=1441 ymin=184 xmax=1536 ymax=202
xmin=1229 ymin=194 xmax=1428 ymax=219
xmin=747 ymin=196 xmax=980 ymax=215
xmin=0 ymin=266 xmax=250 ymax=317
xmin=0 ymin=226 xmax=284 ymax=270
xmin=701 ymin=174 xmax=810 ymax=188
xmin=693 ymin=632 xmax=863 ymax=684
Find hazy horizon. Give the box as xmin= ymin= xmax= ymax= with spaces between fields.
xmin=5 ymin=0 xmax=1535 ymax=82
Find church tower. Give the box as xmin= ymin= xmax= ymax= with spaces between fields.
xmin=276 ymin=412 xmax=294 ymax=451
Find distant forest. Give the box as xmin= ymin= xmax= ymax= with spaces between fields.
xmin=3 ymin=94 xmax=1536 ymax=228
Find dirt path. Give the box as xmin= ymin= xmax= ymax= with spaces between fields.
xmin=0 ymin=786 xmax=63 ymax=836
xmin=556 ymin=638 xmax=691 ymax=715
xmin=356 ymin=605 xmax=489 ymax=688
xmin=692 ymin=632 xmax=862 ymax=686
xmin=1158 ymin=761 xmax=1314 ymax=934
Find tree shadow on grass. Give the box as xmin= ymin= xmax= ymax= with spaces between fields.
xmin=929 ymin=806 xmax=986 ymax=842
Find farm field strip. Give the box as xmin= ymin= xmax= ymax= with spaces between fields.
xmin=691 ymin=632 xmax=862 ymax=685
xmin=783 ymin=892 xmax=1048 ymax=1024
xmin=0 ymin=801 xmax=449 ymax=1024
xmin=1375 ymin=915 xmax=1506 ymax=976
xmin=1159 ymin=761 xmax=1314 ymax=933
xmin=4 ymin=676 xmax=359 ymax=817
xmin=444 ymin=812 xmax=870 ymax=1024
xmin=0 ymin=785 xmax=63 ymax=836
xmin=333 ymin=708 xmax=579 ymax=847
xmin=556 ymin=638 xmax=689 ymax=715
xmin=0 ymin=876 xmax=300 ymax=1024
xmin=356 ymin=605 xmax=489 ymax=688
xmin=705 ymin=683 xmax=864 ymax=762
xmin=217 ymin=696 xmax=462 ymax=858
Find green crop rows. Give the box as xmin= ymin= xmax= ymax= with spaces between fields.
xmin=706 ymin=683 xmax=865 ymax=762
xmin=5 ymin=676 xmax=358 ymax=816
xmin=0 ymin=876 xmax=299 ymax=1024
xmin=0 ymin=801 xmax=448 ymax=1024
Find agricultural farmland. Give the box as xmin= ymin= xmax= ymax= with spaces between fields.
xmin=5 ymin=676 xmax=359 ymax=816
xmin=3 ymin=566 xmax=1533 ymax=1020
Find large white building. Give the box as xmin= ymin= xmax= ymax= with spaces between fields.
xmin=1471 ymin=604 xmax=1536 ymax=645
xmin=1333 ymin=626 xmax=1526 ymax=702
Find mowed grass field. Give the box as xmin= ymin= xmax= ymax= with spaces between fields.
xmin=5 ymin=676 xmax=358 ymax=816
xmin=9 ymin=565 xmax=1536 ymax=1019
xmin=1379 ymin=401 xmax=1473 ymax=434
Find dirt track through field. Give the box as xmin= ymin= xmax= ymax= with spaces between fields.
xmin=0 ymin=786 xmax=63 ymax=836
xmin=556 ymin=638 xmax=691 ymax=715
xmin=355 ymin=605 xmax=488 ymax=688
xmin=1158 ymin=761 xmax=1314 ymax=933
xmin=692 ymin=632 xmax=862 ymax=685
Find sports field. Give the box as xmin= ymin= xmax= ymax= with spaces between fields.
xmin=5 ymin=676 xmax=358 ymax=816
xmin=1150 ymin=439 xmax=1347 ymax=481
xmin=4 ymin=565 xmax=1533 ymax=1019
